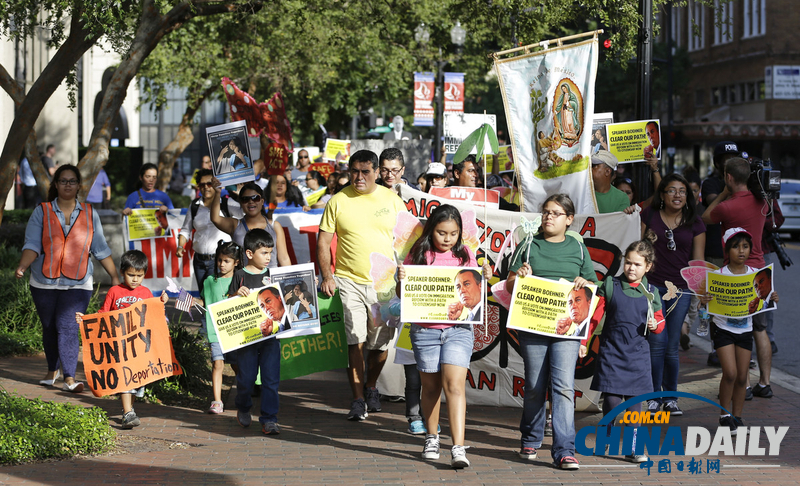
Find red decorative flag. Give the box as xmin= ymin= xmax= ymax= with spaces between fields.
xmin=221 ymin=78 xmax=294 ymax=153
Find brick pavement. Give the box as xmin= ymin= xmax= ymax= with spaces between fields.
xmin=0 ymin=340 xmax=798 ymax=485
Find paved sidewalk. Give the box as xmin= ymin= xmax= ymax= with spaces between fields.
xmin=0 ymin=341 xmax=798 ymax=485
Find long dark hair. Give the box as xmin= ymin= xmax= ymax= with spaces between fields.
xmin=307 ymin=170 xmax=327 ymax=188
xmin=266 ymin=174 xmax=305 ymax=208
xmin=48 ymin=165 xmax=81 ymax=201
xmin=409 ymin=204 xmax=470 ymax=266
xmin=137 ymin=162 xmax=158 ymax=189
xmin=214 ymin=240 xmax=243 ymax=278
xmin=650 ymin=173 xmax=697 ymax=228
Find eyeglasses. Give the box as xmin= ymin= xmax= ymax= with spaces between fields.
xmin=298 ymin=155 xmax=309 ymax=159
xmin=58 ymin=179 xmax=79 ymax=186
xmin=665 ymin=229 xmax=676 ymax=251
xmin=380 ymin=167 xmax=403 ymax=175
xmin=240 ymin=194 xmax=263 ymax=202
xmin=198 ymin=182 xmax=214 ymax=189
xmin=664 ymin=188 xmax=687 ymax=196
xmin=305 ymin=177 xmax=313 ymax=181
xmin=541 ymin=210 xmax=567 ymax=219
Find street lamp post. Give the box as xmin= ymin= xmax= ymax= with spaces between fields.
xmin=416 ymin=22 xmax=466 ymax=163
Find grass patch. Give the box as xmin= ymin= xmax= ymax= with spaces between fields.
xmin=0 ymin=389 xmax=115 ymax=465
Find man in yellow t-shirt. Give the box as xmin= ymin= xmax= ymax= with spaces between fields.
xmin=318 ymin=149 xmax=407 ymax=421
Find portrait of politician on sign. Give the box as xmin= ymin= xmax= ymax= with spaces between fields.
xmin=749 ymin=266 xmax=777 ymax=314
xmin=448 ymin=269 xmax=485 ymax=323
xmin=257 ymin=286 xmax=294 ymax=336
xmin=555 ymin=287 xmax=595 ymax=338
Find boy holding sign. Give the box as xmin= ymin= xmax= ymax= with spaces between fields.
xmin=227 ymin=228 xmax=281 ymax=435
xmin=76 ymin=250 xmax=169 ymax=428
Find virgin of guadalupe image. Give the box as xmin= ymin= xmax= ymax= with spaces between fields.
xmin=554 ymin=83 xmax=581 ymax=147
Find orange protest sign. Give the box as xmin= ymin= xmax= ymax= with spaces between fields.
xmin=80 ymin=298 xmax=183 ymax=397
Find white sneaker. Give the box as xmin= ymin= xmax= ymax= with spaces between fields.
xmin=422 ymin=434 xmax=440 ymax=460
xmin=451 ymin=445 xmax=470 ymax=469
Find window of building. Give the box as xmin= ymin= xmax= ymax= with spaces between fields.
xmin=688 ymin=0 xmax=706 ymax=51
xmin=695 ymin=89 xmax=705 ymax=107
xmin=743 ymin=0 xmax=766 ymax=38
xmin=713 ymin=0 xmax=733 ymax=45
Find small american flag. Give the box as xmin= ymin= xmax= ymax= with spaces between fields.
xmin=176 ymin=287 xmax=194 ymax=317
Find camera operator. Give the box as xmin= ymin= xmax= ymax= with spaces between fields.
xmin=703 ymin=156 xmax=774 ymax=399
xmin=702 ymin=142 xmax=741 ymax=267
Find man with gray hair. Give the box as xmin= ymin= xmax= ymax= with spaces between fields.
xmin=383 ymin=116 xmax=412 ymax=141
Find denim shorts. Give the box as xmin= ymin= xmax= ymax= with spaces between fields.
xmin=210 ymin=341 xmax=225 ymax=361
xmin=410 ymin=324 xmax=473 ymax=373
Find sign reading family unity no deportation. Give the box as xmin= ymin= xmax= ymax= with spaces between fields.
xmin=707 ymin=264 xmax=777 ymax=318
xmin=400 ymin=265 xmax=485 ymax=325
xmin=508 ymin=276 xmax=598 ymax=340
xmin=80 ymin=298 xmax=182 ymax=397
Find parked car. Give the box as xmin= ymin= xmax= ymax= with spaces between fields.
xmin=777 ymin=178 xmax=800 ymax=240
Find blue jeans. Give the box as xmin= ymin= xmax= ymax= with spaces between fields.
xmin=30 ymin=287 xmax=92 ymax=379
xmin=648 ymin=285 xmax=692 ymax=403
xmin=404 ymin=364 xmax=423 ymax=422
xmin=518 ymin=332 xmax=580 ymax=462
xmin=193 ymin=256 xmax=216 ymax=292
xmin=235 ymin=338 xmax=280 ymax=424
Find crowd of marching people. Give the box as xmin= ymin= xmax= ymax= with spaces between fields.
xmin=15 ymin=138 xmax=783 ymax=470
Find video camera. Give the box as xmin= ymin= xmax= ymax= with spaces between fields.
xmin=746 ymin=157 xmax=781 ymax=200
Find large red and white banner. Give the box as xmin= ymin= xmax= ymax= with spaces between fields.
xmin=413 ymin=72 xmax=435 ymax=127
xmin=443 ymin=72 xmax=465 ymax=113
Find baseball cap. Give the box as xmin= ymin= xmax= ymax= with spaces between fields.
xmin=425 ymin=162 xmax=447 ymax=177
xmin=591 ymin=150 xmax=619 ymax=170
xmin=722 ymin=227 xmax=752 ymax=245
xmin=713 ymin=141 xmax=739 ymax=159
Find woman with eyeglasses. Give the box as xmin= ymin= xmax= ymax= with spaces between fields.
xmin=640 ymin=174 xmax=706 ymax=417
xmin=209 ymin=179 xmax=291 ymax=268
xmin=505 ymin=194 xmax=598 ymax=470
xmin=15 ymin=165 xmax=121 ymax=393
xmin=122 ymin=162 xmax=174 ymax=216
xmin=304 ymin=170 xmax=331 ymax=209
xmin=177 ymin=169 xmax=244 ymax=290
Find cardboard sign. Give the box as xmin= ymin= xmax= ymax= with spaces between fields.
xmin=322 ymin=139 xmax=351 ymax=165
xmin=264 ymin=142 xmax=289 ymax=176
xmin=606 ymin=119 xmax=661 ymax=163
xmin=430 ymin=187 xmax=500 ymax=209
xmin=206 ymin=120 xmax=257 ymax=186
xmin=443 ymin=113 xmax=498 ymax=161
xmin=400 ymin=265 xmax=485 ymax=325
xmin=208 ymin=284 xmax=285 ymax=353
xmin=126 ymin=209 xmax=170 ymax=241
xmin=268 ymin=263 xmax=321 ymax=339
xmin=507 ymin=276 xmax=598 ymax=340
xmin=80 ymin=298 xmax=183 ymax=397
xmin=707 ymin=264 xmax=777 ymax=318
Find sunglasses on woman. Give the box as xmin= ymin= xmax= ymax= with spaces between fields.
xmin=240 ymin=194 xmax=263 ymax=202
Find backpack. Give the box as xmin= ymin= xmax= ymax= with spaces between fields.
xmin=191 ymin=196 xmax=230 ymax=220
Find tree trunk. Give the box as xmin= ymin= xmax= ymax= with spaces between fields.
xmin=156 ymin=83 xmax=217 ymax=191
xmin=0 ymin=11 xmax=100 ymax=224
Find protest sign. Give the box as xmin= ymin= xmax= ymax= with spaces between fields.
xmin=413 ymin=72 xmax=435 ymax=127
xmin=264 ymin=142 xmax=289 ymax=176
xmin=606 ymin=119 xmax=661 ymax=163
xmin=443 ymin=113 xmax=497 ymax=161
xmin=490 ymin=145 xmax=516 ymax=173
xmin=400 ymin=265 xmax=485 ymax=325
xmin=707 ymin=264 xmax=776 ymax=318
xmin=206 ymin=120 xmax=256 ymax=186
xmin=323 ymin=139 xmax=351 ymax=165
xmin=268 ymin=263 xmax=321 ymax=338
xmin=429 ymin=187 xmax=500 ymax=209
xmin=125 ymin=209 xmax=170 ymax=240
xmin=80 ymin=298 xmax=182 ymax=397
xmin=590 ymin=112 xmax=613 ymax=154
xmin=208 ymin=284 xmax=285 ymax=353
xmin=494 ymin=34 xmax=599 ymax=214
xmin=280 ymin=291 xmax=347 ymax=380
xmin=305 ymin=188 xmax=328 ymax=206
xmin=309 ymin=162 xmax=334 ymax=179
xmin=507 ymin=275 xmax=597 ymax=340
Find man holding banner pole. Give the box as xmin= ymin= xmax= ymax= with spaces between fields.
xmin=318 ymin=150 xmax=408 ymax=421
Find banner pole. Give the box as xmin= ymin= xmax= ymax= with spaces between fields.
xmin=482 ymin=111 xmax=489 ymax=338
xmin=493 ymin=29 xmax=603 ymax=59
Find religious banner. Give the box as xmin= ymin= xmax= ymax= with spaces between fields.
xmin=429 ymin=187 xmax=500 ymax=209
xmin=413 ymin=72 xmax=435 ymax=127
xmin=443 ymin=72 xmax=465 ymax=113
xmin=494 ymin=32 xmax=600 ymax=213
xmin=443 ymin=113 xmax=498 ymax=162
xmin=206 ymin=120 xmax=256 ymax=186
xmin=221 ymin=77 xmax=294 ymax=152
xmin=80 ymin=298 xmax=183 ymax=397
xmin=400 ymin=265 xmax=485 ymax=325
xmin=208 ymin=284 xmax=286 ymax=354
xmin=279 ymin=291 xmax=348 ymax=380
xmin=507 ymin=275 xmax=598 ymax=340
xmin=707 ymin=265 xmax=777 ymax=318
xmin=322 ymin=139 xmax=352 ymax=166
xmin=264 ymin=142 xmax=289 ymax=176
xmin=125 ymin=209 xmax=170 ymax=240
xmin=268 ymin=263 xmax=321 ymax=338
xmin=606 ymin=119 xmax=661 ymax=163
